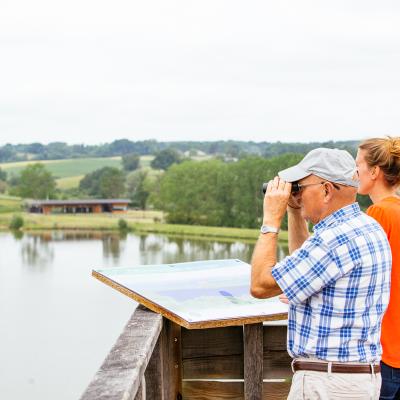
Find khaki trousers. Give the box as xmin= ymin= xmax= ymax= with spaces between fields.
xmin=287 ymin=369 xmax=382 ymax=400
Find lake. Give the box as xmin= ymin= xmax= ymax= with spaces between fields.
xmin=0 ymin=230 xmax=288 ymax=400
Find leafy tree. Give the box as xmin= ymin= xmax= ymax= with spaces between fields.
xmin=45 ymin=142 xmax=71 ymax=159
xmin=26 ymin=142 xmax=46 ymax=155
xmin=357 ymin=193 xmax=372 ymax=211
xmin=14 ymin=163 xmax=56 ymax=199
xmin=0 ymin=167 xmax=7 ymax=181
xmin=154 ymin=160 xmax=230 ymax=225
xmin=154 ymin=154 xmax=304 ymax=228
xmin=126 ymin=170 xmax=150 ymax=209
xmin=9 ymin=215 xmax=24 ymax=230
xmin=122 ymin=153 xmax=140 ymax=172
xmin=151 ymin=148 xmax=182 ymax=170
xmin=0 ymin=180 xmax=7 ymax=194
xmin=79 ymin=167 xmax=125 ymax=198
xmin=0 ymin=145 xmax=15 ymax=162
xmin=118 ymin=218 xmax=128 ymax=231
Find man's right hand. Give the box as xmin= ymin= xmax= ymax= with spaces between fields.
xmin=287 ymin=193 xmax=301 ymax=210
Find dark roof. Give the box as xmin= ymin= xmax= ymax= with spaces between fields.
xmin=28 ymin=199 xmax=130 ymax=206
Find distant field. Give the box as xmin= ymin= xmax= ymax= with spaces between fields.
xmin=0 ymin=195 xmax=22 ymax=213
xmin=139 ymin=155 xmax=154 ymax=167
xmin=0 ymin=157 xmax=122 ymax=179
xmin=56 ymin=175 xmax=85 ymax=189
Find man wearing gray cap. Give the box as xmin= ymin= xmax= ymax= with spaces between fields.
xmin=250 ymin=148 xmax=391 ymax=399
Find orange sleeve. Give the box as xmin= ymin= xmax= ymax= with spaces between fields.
xmin=366 ymin=204 xmax=392 ymax=239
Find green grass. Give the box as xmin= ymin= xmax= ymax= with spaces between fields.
xmin=139 ymin=155 xmax=154 ymax=168
xmin=0 ymin=195 xmax=23 ymax=213
xmin=0 ymin=210 xmax=163 ymax=230
xmin=0 ymin=157 xmax=122 ymax=179
xmin=0 ymin=208 xmax=288 ymax=242
xmin=132 ymin=223 xmax=288 ymax=242
xmin=56 ymin=175 xmax=85 ymax=189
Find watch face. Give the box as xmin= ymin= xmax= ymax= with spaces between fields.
xmin=261 ymin=225 xmax=269 ymax=233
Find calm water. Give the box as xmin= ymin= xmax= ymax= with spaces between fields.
xmin=0 ymin=231 xmax=288 ymax=400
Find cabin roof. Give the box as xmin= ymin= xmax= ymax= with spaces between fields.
xmin=28 ymin=199 xmax=130 ymax=206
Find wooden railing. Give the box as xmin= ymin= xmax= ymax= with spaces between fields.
xmin=80 ymin=305 xmax=291 ymax=400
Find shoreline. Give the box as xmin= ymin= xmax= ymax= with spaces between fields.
xmin=0 ymin=212 xmax=289 ymax=242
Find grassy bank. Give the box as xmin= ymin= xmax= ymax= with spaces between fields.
xmin=0 ymin=194 xmax=288 ymax=241
xmin=0 ymin=210 xmax=288 ymax=242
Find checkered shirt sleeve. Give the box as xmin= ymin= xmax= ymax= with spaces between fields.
xmin=271 ymin=235 xmax=341 ymax=305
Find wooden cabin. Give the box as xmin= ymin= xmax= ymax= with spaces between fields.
xmin=27 ymin=199 xmax=130 ymax=214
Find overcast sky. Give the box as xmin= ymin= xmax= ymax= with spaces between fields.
xmin=1 ymin=0 xmax=399 ymax=145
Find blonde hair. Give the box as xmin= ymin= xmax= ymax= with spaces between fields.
xmin=359 ymin=136 xmax=400 ymax=186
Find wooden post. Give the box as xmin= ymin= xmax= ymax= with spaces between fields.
xmin=243 ymin=323 xmax=263 ymax=400
xmin=161 ymin=318 xmax=182 ymax=400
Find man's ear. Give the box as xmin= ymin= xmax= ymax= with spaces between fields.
xmin=323 ymin=182 xmax=334 ymax=202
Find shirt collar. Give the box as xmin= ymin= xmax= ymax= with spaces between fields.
xmin=313 ymin=202 xmax=361 ymax=233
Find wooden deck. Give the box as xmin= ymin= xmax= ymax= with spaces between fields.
xmin=80 ymin=305 xmax=291 ymax=400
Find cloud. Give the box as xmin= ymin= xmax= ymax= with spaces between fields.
xmin=1 ymin=0 xmax=399 ymax=144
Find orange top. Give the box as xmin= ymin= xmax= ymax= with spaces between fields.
xmin=367 ymin=196 xmax=400 ymax=368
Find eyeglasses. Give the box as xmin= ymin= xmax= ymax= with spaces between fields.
xmin=262 ymin=181 xmax=341 ymax=195
xmin=292 ymin=181 xmax=341 ymax=194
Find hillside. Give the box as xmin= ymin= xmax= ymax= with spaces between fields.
xmin=1 ymin=156 xmax=124 ymax=189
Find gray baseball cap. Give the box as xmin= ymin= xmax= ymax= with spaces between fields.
xmin=278 ymin=148 xmax=358 ymax=187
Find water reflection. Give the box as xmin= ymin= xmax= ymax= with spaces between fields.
xmin=145 ymin=235 xmax=252 ymax=264
xmin=21 ymin=235 xmax=55 ymax=269
xmin=102 ymin=234 xmax=126 ymax=260
xmin=16 ymin=231 xmax=289 ymax=268
xmin=138 ymin=234 xmax=288 ymax=265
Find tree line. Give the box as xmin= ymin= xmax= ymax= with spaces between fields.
xmin=0 ymin=139 xmax=359 ymax=163
xmin=0 ymin=149 xmax=371 ymax=230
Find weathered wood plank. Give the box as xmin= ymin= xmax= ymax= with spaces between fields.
xmin=263 ymin=325 xmax=292 ymax=380
xmin=244 ymin=323 xmax=263 ymax=399
xmin=182 ymin=381 xmax=291 ymax=400
xmin=134 ymin=377 xmax=146 ymax=400
xmin=161 ymin=318 xmax=182 ymax=400
xmin=182 ymin=352 xmax=292 ymax=380
xmin=182 ymin=326 xmax=243 ymax=379
xmin=145 ymin=334 xmax=163 ymax=399
xmin=183 ymin=355 xmax=243 ymax=379
xmin=80 ymin=305 xmax=163 ymax=400
xmin=263 ymin=326 xmax=287 ymax=351
xmin=182 ymin=327 xmax=243 ymax=358
xmin=182 ymin=325 xmax=291 ymax=380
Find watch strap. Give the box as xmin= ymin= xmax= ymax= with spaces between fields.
xmin=260 ymin=225 xmax=280 ymax=234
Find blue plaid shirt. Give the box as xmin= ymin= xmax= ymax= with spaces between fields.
xmin=272 ymin=203 xmax=391 ymax=362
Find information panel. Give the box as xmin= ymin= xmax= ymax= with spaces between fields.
xmin=93 ymin=258 xmax=288 ymax=329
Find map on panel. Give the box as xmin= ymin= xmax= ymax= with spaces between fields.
xmin=93 ymin=258 xmax=288 ymax=328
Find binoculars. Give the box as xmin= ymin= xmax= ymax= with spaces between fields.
xmin=262 ymin=182 xmax=301 ymax=195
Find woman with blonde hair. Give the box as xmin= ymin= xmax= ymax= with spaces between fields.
xmin=356 ymin=136 xmax=400 ymax=400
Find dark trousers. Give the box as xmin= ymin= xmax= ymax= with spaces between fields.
xmin=380 ymin=361 xmax=400 ymax=400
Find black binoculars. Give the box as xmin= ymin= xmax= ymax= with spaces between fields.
xmin=262 ymin=182 xmax=301 ymax=195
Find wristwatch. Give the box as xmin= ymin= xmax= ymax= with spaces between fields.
xmin=260 ymin=225 xmax=280 ymax=234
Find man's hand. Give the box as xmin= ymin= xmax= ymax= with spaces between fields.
xmin=263 ymin=176 xmax=291 ymax=227
xmin=278 ymin=294 xmax=289 ymax=304
xmin=288 ymin=192 xmax=301 ymax=210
